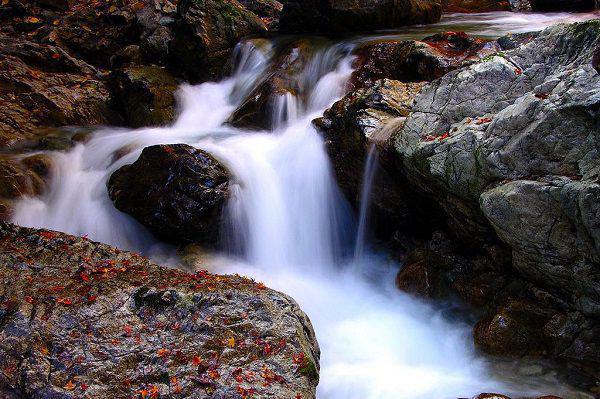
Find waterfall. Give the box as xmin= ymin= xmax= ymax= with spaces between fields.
xmin=354 ymin=144 xmax=379 ymax=261
xmin=12 ymin=23 xmax=583 ymax=396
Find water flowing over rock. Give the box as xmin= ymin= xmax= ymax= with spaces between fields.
xmin=279 ymin=0 xmax=442 ymax=33
xmin=108 ymin=145 xmax=230 ymax=246
xmin=0 ymin=222 xmax=320 ymax=399
xmin=392 ymin=20 xmax=600 ymax=383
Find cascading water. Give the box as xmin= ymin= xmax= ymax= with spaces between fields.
xmin=11 ymin=13 xmax=597 ymax=399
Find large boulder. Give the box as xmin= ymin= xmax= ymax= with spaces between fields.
xmin=169 ymin=0 xmax=267 ymax=82
xmin=108 ymin=145 xmax=230 ymax=246
xmin=279 ymin=0 xmax=442 ymax=34
xmin=108 ymin=65 xmax=179 ymax=128
xmin=392 ymin=20 xmax=600 ymax=380
xmin=238 ymin=0 xmax=284 ymax=30
xmin=0 ymin=222 xmax=320 ymax=399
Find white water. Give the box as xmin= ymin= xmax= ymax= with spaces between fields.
xmin=12 ymin=14 xmax=594 ymax=398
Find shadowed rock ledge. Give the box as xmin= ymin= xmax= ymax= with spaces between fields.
xmin=0 ymin=222 xmax=319 ymax=399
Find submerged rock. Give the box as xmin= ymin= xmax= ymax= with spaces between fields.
xmin=279 ymin=0 xmax=442 ymax=34
xmin=108 ymin=145 xmax=230 ymax=246
xmin=0 ymin=222 xmax=319 ymax=399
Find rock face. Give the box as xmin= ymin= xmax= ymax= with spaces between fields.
xmin=279 ymin=0 xmax=442 ymax=33
xmin=0 ymin=222 xmax=319 ymax=399
xmin=109 ymin=66 xmax=179 ymax=128
xmin=392 ymin=20 xmax=600 ymax=384
xmin=0 ymin=34 xmax=118 ymax=148
xmin=169 ymin=0 xmax=267 ymax=82
xmin=108 ymin=145 xmax=230 ymax=245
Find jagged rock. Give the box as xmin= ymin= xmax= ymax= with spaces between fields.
xmin=392 ymin=20 xmax=600 ymax=380
xmin=0 ymin=34 xmax=118 ymax=149
xmin=351 ymin=32 xmax=501 ymax=88
xmin=169 ymin=0 xmax=267 ymax=82
xmin=108 ymin=145 xmax=230 ymax=245
xmin=0 ymin=222 xmax=320 ymax=399
xmin=279 ymin=0 xmax=442 ymax=34
xmin=109 ymin=66 xmax=179 ymax=128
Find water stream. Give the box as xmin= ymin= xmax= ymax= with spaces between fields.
xmin=11 ymin=12 xmax=599 ymax=399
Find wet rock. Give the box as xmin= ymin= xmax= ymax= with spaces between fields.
xmin=0 ymin=154 xmax=52 ymax=219
xmin=442 ymin=0 xmax=510 ymax=12
xmin=392 ymin=20 xmax=600 ymax=379
xmin=238 ymin=0 xmax=283 ymax=30
xmin=279 ymin=0 xmax=442 ymax=34
xmin=169 ymin=0 xmax=267 ymax=83
xmin=109 ymin=65 xmax=179 ymax=128
xmin=108 ymin=144 xmax=230 ymax=245
xmin=315 ymin=79 xmax=426 ymax=235
xmin=229 ymin=39 xmax=318 ymax=130
xmin=0 ymin=34 xmax=117 ymax=149
xmin=0 ymin=222 xmax=319 ymax=399
xmin=351 ymin=32 xmax=501 ymax=88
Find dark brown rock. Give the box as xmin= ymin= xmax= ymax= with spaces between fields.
xmin=442 ymin=0 xmax=510 ymax=12
xmin=0 ymin=154 xmax=52 ymax=219
xmin=169 ymin=0 xmax=267 ymax=83
xmin=0 ymin=34 xmax=118 ymax=149
xmin=351 ymin=32 xmax=500 ymax=88
xmin=279 ymin=0 xmax=442 ymax=34
xmin=0 ymin=222 xmax=320 ymax=399
xmin=109 ymin=65 xmax=179 ymax=128
xmin=238 ymin=0 xmax=283 ymax=30
xmin=108 ymin=145 xmax=230 ymax=245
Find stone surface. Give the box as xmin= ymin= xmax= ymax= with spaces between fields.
xmin=169 ymin=0 xmax=267 ymax=82
xmin=0 ymin=34 xmax=117 ymax=148
xmin=108 ymin=145 xmax=230 ymax=246
xmin=0 ymin=155 xmax=52 ymax=219
xmin=109 ymin=66 xmax=179 ymax=128
xmin=238 ymin=0 xmax=283 ymax=30
xmin=391 ymin=20 xmax=600 ymax=383
xmin=442 ymin=0 xmax=511 ymax=12
xmin=0 ymin=222 xmax=319 ymax=399
xmin=279 ymin=0 xmax=442 ymax=33
xmin=316 ymin=79 xmax=429 ymax=237
xmin=351 ymin=32 xmax=501 ymax=89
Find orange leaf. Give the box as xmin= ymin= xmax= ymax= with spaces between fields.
xmin=64 ymin=380 xmax=76 ymax=390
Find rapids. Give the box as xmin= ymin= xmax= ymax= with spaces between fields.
xmin=12 ymin=12 xmax=599 ymax=399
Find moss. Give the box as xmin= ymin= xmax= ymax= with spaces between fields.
xmin=298 ymin=356 xmax=318 ymax=380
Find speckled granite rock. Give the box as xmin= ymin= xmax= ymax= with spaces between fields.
xmin=0 ymin=222 xmax=319 ymax=399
